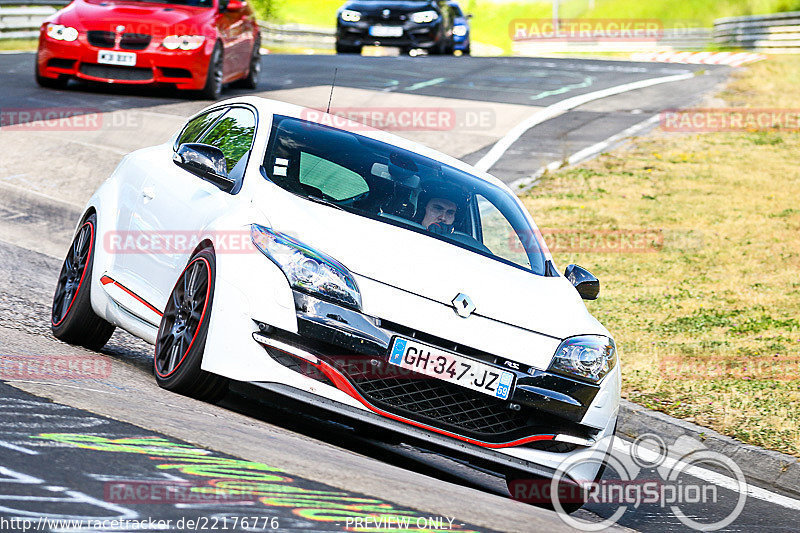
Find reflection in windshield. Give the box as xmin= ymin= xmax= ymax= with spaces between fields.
xmin=262 ymin=115 xmax=550 ymax=275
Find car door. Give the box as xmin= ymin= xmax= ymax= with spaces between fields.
xmin=216 ymin=0 xmax=252 ymax=79
xmin=105 ymin=109 xmax=224 ymax=289
xmin=124 ymin=106 xmax=257 ymax=315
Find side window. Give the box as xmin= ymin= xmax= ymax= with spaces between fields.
xmin=476 ymin=195 xmax=532 ymax=269
xmin=299 ymin=152 xmax=369 ymax=201
xmin=176 ymin=109 xmax=224 ymax=149
xmin=198 ymin=107 xmax=256 ymax=172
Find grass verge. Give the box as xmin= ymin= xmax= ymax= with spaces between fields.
xmin=0 ymin=39 xmax=37 ymax=52
xmin=519 ymin=56 xmax=800 ymax=457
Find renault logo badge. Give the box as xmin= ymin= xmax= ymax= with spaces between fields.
xmin=382 ymin=9 xmax=390 ymax=18
xmin=116 ymin=25 xmax=126 ymax=33
xmin=452 ymin=293 xmax=476 ymax=318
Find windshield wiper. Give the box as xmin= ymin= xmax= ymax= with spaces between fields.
xmin=307 ymin=195 xmax=345 ymax=211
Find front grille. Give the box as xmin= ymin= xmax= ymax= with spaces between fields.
xmin=87 ymin=31 xmax=115 ymax=48
xmin=264 ymin=327 xmax=592 ymax=445
xmin=335 ymin=357 xmax=538 ymax=442
xmin=363 ymin=12 xmax=411 ymax=24
xmin=79 ymin=63 xmax=153 ymax=81
xmin=120 ymin=33 xmax=151 ymax=50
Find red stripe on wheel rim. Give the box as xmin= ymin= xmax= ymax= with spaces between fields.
xmin=155 ymin=256 xmax=212 ymax=379
xmin=53 ymin=221 xmax=94 ymax=327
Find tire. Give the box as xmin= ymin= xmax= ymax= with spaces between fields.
xmin=154 ymin=248 xmax=228 ymax=402
xmin=336 ymin=42 xmax=362 ymax=54
xmin=463 ymin=43 xmax=471 ymax=56
xmin=239 ymin=36 xmax=261 ymax=90
xmin=35 ymin=52 xmax=67 ymax=89
xmin=199 ymin=43 xmax=224 ymax=100
xmin=51 ymin=214 xmax=115 ymax=350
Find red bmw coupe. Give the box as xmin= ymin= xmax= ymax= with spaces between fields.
xmin=36 ymin=0 xmax=261 ymax=98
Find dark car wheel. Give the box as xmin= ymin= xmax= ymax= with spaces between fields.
xmin=239 ymin=36 xmax=261 ymax=90
xmin=154 ymin=248 xmax=228 ymax=402
xmin=200 ymin=43 xmax=224 ymax=100
xmin=35 ymin=53 xmax=68 ymax=89
xmin=336 ymin=41 xmax=362 ymax=54
xmin=52 ymin=213 xmax=115 ymax=350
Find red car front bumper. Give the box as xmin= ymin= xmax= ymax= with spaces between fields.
xmin=37 ymin=34 xmax=212 ymax=90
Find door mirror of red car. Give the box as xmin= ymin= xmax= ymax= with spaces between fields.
xmin=225 ymin=0 xmax=245 ymax=11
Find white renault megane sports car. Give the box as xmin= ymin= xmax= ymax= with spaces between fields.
xmin=52 ymin=96 xmax=620 ymax=508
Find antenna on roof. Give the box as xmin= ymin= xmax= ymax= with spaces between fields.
xmin=326 ymin=68 xmax=338 ymax=114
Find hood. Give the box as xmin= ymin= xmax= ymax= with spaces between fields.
xmin=58 ymin=0 xmax=210 ymax=35
xmin=342 ymin=1 xmax=438 ymax=15
xmin=262 ymin=190 xmax=609 ymax=341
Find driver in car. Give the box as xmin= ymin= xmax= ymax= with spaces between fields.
xmin=415 ymin=185 xmax=464 ymax=235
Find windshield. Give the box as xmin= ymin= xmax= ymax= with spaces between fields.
xmin=262 ymin=116 xmax=549 ymax=276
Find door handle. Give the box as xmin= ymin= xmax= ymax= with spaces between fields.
xmin=142 ymin=187 xmax=155 ymax=201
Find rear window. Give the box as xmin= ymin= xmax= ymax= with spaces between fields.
xmin=262 ymin=115 xmax=549 ymax=275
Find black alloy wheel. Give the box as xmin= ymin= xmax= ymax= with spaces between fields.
xmin=51 ymin=213 xmax=115 ymax=349
xmin=154 ymin=248 xmax=228 ymax=401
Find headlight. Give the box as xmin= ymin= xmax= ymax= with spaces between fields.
xmin=411 ymin=10 xmax=438 ymax=24
xmin=453 ymin=25 xmax=468 ymax=37
xmin=251 ymin=225 xmax=362 ymax=310
xmin=162 ymin=35 xmax=205 ymax=51
xmin=340 ymin=9 xmax=361 ymax=22
xmin=46 ymin=24 xmax=79 ymax=42
xmin=549 ymin=335 xmax=617 ymax=383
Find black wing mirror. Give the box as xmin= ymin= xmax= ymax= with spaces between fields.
xmin=173 ymin=143 xmax=235 ymax=192
xmin=564 ymin=264 xmax=600 ymax=300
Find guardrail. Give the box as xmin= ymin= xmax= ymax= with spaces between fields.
xmin=257 ymin=21 xmax=334 ymax=51
xmin=714 ymin=11 xmax=800 ymax=52
xmin=0 ymin=5 xmax=60 ymax=39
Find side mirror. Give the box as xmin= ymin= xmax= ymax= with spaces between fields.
xmin=564 ymin=264 xmax=600 ymax=300
xmin=226 ymin=0 xmax=244 ymax=11
xmin=173 ymin=143 xmax=235 ymax=192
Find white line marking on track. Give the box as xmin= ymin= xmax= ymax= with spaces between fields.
xmin=613 ymin=440 xmax=800 ymax=511
xmin=0 ymin=440 xmax=39 ymax=454
xmin=405 ymin=77 xmax=447 ymax=91
xmin=475 ymin=72 xmax=695 ymax=173
xmin=509 ymin=114 xmax=661 ymax=190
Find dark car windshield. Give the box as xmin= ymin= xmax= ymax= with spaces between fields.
xmin=262 ymin=115 xmax=549 ymax=276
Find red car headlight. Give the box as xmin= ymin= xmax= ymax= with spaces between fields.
xmin=162 ymin=35 xmax=205 ymax=51
xmin=46 ymin=23 xmax=79 ymax=42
